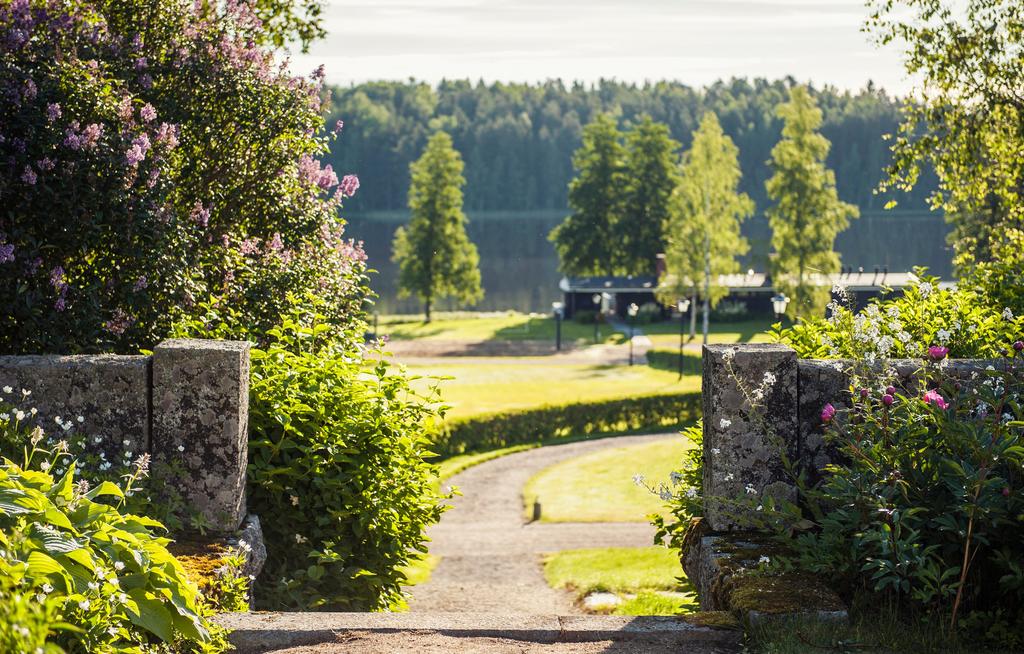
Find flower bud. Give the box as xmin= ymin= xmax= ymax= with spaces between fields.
xmin=1014 ymin=340 xmax=1024 ymax=352
xmin=882 ymin=394 xmax=894 ymax=407
xmin=885 ymin=386 xmax=896 ymax=395
xmin=859 ymin=388 xmax=869 ymax=400
xmin=1004 ymin=487 xmax=1012 ymax=498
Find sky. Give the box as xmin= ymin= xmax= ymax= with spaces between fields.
xmin=290 ymin=0 xmax=912 ymax=94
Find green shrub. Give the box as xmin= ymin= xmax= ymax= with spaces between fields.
xmin=572 ymin=309 xmax=599 ymax=324
xmin=651 ymin=420 xmax=704 ymax=551
xmin=710 ymin=299 xmax=751 ymax=322
xmin=178 ymin=299 xmax=449 ymax=611
xmin=435 ymin=392 xmax=701 ymax=457
xmin=0 ymin=420 xmax=226 ymax=652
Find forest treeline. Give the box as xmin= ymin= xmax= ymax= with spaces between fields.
xmin=323 ymin=77 xmax=936 ymax=213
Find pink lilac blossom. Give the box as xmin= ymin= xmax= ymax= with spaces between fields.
xmin=267 ymin=233 xmax=283 ymax=251
xmin=190 ymin=202 xmax=210 ymax=228
xmin=104 ymin=308 xmax=133 ymax=336
xmin=140 ymin=103 xmax=157 ymax=122
xmin=923 ymin=389 xmax=949 ymax=410
xmin=155 ymin=122 xmax=179 ymax=149
xmin=333 ymin=119 xmax=343 ymax=135
xmin=339 ymin=174 xmax=359 ymax=198
xmin=36 ymin=157 xmax=54 ymax=171
xmin=80 ymin=123 xmax=103 ymax=149
xmin=46 ymin=102 xmax=61 ymax=122
xmin=239 ymin=238 xmax=260 ymax=255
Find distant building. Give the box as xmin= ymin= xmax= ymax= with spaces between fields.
xmin=559 ymin=267 xmax=952 ymax=319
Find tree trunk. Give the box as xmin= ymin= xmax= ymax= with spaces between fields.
xmin=424 ymin=298 xmax=432 ymax=324
xmin=689 ymin=289 xmax=697 ymax=340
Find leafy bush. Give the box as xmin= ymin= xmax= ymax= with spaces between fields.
xmin=572 ymin=309 xmax=599 ymax=324
xmin=0 ymin=0 xmax=366 ymax=354
xmin=650 ymin=420 xmax=704 ymax=551
xmin=436 ymin=392 xmax=701 ymax=456
xmin=634 ymin=301 xmax=664 ymax=324
xmin=775 ymin=272 xmax=1023 ymax=360
xmin=710 ymin=299 xmax=751 ymax=322
xmin=175 ymin=299 xmax=449 ymax=611
xmin=0 ymin=417 xmax=226 ymax=652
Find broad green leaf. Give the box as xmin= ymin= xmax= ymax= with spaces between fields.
xmin=85 ymin=481 xmax=124 ymax=500
xmin=126 ymin=590 xmax=175 ymax=643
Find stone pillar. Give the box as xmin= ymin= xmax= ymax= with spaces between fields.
xmin=702 ymin=344 xmax=798 ymax=531
xmin=152 ymin=339 xmax=250 ymax=533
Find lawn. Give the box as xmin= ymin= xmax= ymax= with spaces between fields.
xmin=381 ymin=311 xmax=775 ymax=347
xmin=543 ymin=547 xmax=697 ymax=616
xmin=523 ymin=436 xmax=694 ymax=522
xmin=405 ymin=359 xmax=700 ymax=419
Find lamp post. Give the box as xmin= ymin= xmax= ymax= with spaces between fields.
xmin=552 ymin=301 xmax=565 ymax=351
xmin=771 ymin=293 xmax=790 ymax=322
xmin=676 ymin=298 xmax=691 ymax=379
xmin=627 ymin=302 xmax=639 ymax=366
xmin=591 ymin=293 xmax=602 ymax=344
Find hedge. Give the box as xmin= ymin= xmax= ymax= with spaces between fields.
xmin=433 ymin=392 xmax=702 ymax=457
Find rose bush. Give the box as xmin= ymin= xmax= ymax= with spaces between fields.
xmin=0 ymin=0 xmax=365 ymax=354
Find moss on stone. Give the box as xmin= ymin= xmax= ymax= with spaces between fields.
xmin=169 ymin=538 xmax=232 ymax=590
xmin=682 ymin=611 xmax=742 ymax=630
xmin=725 ymin=571 xmax=845 ymax=616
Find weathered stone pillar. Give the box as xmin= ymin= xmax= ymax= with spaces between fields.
xmin=152 ymin=339 xmax=250 ymax=533
xmin=702 ymin=344 xmax=798 ymax=531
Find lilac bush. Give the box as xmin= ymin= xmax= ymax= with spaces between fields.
xmin=0 ymin=0 xmax=365 ymax=353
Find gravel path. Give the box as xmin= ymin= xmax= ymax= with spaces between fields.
xmin=407 ymin=434 xmax=674 ymax=614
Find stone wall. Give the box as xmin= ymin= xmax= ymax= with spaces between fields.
xmin=0 ymin=339 xmax=250 ymax=534
xmin=702 ymin=343 xmax=995 ymax=531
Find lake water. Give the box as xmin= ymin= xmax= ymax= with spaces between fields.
xmin=346 ymin=210 xmax=954 ymax=315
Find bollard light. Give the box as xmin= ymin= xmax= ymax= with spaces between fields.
xmin=771 ymin=293 xmax=790 ymax=319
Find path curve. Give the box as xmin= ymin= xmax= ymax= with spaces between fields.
xmin=407 ymin=434 xmax=674 ymax=614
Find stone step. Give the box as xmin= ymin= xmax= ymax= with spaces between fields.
xmin=215 ymin=612 xmax=742 ymax=653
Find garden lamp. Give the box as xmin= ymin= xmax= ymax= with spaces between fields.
xmin=771 ymin=293 xmax=789 ymax=320
xmin=676 ymin=298 xmax=691 ymax=379
xmin=627 ymin=303 xmax=639 ymax=366
xmin=552 ymin=301 xmax=565 ymax=351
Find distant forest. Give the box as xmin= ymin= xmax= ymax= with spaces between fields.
xmin=322 ymin=78 xmax=937 ymax=214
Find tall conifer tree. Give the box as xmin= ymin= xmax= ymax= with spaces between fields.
xmin=549 ymin=114 xmax=625 ymax=276
xmin=392 ymin=132 xmax=482 ymax=322
xmin=766 ymin=86 xmax=858 ymax=319
xmin=659 ymin=113 xmax=753 ymax=343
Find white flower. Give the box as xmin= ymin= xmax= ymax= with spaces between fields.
xmin=632 ymin=474 xmax=645 ymax=486
xmin=290 ymin=495 xmax=300 ymax=506
xmin=122 ymin=440 xmax=130 ymax=447
xmin=0 ymin=413 xmax=7 ymax=421
xmin=918 ymin=282 xmax=933 ymax=298
xmin=762 ymin=372 xmax=776 ymax=386
xmin=30 ymin=407 xmax=37 ymax=415
xmin=114 ymin=561 xmax=125 ymax=571
xmin=756 ymin=505 xmax=763 ymax=511
xmin=2 ymin=386 xmax=11 ymax=394
xmin=758 ymin=555 xmax=771 ymax=565
xmin=41 ymin=583 xmax=53 ymax=594
xmin=35 ymin=593 xmax=46 ymax=603
xmin=659 ymin=488 xmax=673 ymax=501
xmin=177 ymin=445 xmax=185 ymax=452
xmin=76 ymin=416 xmax=84 ymax=423
xmin=77 ymin=599 xmax=90 ymax=610
xmin=14 ymin=410 xmax=25 ymax=421
xmin=1003 ymin=307 xmax=1014 ymax=320
xmin=118 ymin=592 xmax=128 ymax=603
xmin=87 ymin=581 xmax=99 ymax=591
xmin=21 ymin=388 xmax=30 ymax=397
xmin=669 ymin=471 xmax=684 ymax=485
xmin=294 ymin=534 xmax=307 ymax=544
xmin=95 ymin=569 xmax=106 ymax=580
xmin=724 ymin=473 xmax=735 ymax=482
xmin=711 ymin=447 xmax=721 ymax=455
xmin=719 ymin=418 xmax=732 ymax=429
xmin=108 ymin=626 xmax=118 ymax=637
xmin=745 ymin=484 xmax=757 ymax=495
xmin=685 ymin=487 xmax=698 ymax=499
xmin=54 ymin=416 xmax=63 ymax=425
xmin=39 ymin=461 xmax=50 ymax=471
xmin=936 ymin=329 xmax=951 ymax=344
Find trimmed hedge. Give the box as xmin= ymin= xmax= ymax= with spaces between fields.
xmin=434 ymin=392 xmax=702 ymax=457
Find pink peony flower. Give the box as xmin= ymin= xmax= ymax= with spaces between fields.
xmin=923 ymin=389 xmax=948 ymax=410
xmin=821 ymin=403 xmax=836 ymax=423
xmin=928 ymin=345 xmax=949 ymax=361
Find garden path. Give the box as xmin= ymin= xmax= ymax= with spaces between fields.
xmin=407 ymin=434 xmax=673 ymax=614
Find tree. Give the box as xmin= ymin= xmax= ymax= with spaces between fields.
xmin=549 ymin=114 xmax=626 ymax=276
xmin=766 ymin=86 xmax=858 ymax=319
xmin=392 ymin=132 xmax=482 ymax=322
xmin=659 ymin=113 xmax=753 ymax=343
xmin=866 ymin=0 xmax=1024 ymax=315
xmin=618 ymin=116 xmax=681 ymax=275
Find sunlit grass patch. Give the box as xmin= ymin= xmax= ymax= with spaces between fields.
xmin=524 ymin=436 xmax=694 ymax=522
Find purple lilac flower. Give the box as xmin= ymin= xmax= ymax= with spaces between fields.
xmin=133 ymin=276 xmax=148 ymax=291
xmin=317 ymin=164 xmax=338 ymax=190
xmin=140 ymin=103 xmax=157 ymax=122
xmin=333 ymin=119 xmax=344 ymax=135
xmin=21 ymin=165 xmax=36 ymax=185
xmin=239 ymin=238 xmax=260 ymax=255
xmin=36 ymin=157 xmax=55 ymax=171
xmin=50 ymin=266 xmax=65 ymax=288
xmin=0 ymin=243 xmax=14 ymax=264
xmin=104 ymin=308 xmax=133 ymax=336
xmin=155 ymin=122 xmax=178 ymax=149
xmin=268 ymin=233 xmax=284 ymax=252
xmin=190 ymin=202 xmax=210 ymax=228
xmin=339 ymin=174 xmax=360 ymax=198
xmin=46 ymin=103 xmax=61 ymax=122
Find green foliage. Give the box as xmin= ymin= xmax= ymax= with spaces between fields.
xmin=325 ymin=79 xmax=932 ymax=214
xmin=239 ymin=309 xmax=447 ymax=610
xmin=392 ymin=131 xmax=482 ymax=321
xmin=250 ymin=0 xmax=326 ymax=51
xmin=0 ymin=0 xmax=366 ymax=354
xmin=618 ymin=116 xmax=682 ymax=275
xmin=774 ymin=272 xmax=1024 ymax=360
xmin=651 ymin=421 xmax=704 ymax=552
xmin=0 ymin=417 xmax=225 ymax=653
xmin=435 ymin=392 xmax=701 ymax=457
xmin=766 ymin=86 xmax=859 ymax=319
xmin=659 ymin=112 xmax=753 ymax=317
xmin=549 ymin=114 xmax=627 ymax=276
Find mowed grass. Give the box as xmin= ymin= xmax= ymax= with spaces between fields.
xmin=406 ymin=360 xmax=700 ymax=419
xmin=524 ymin=436 xmax=694 ymax=523
xmin=543 ymin=547 xmax=697 ymax=616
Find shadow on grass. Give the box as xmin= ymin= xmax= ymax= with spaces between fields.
xmin=645 ymin=349 xmax=703 ymax=376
